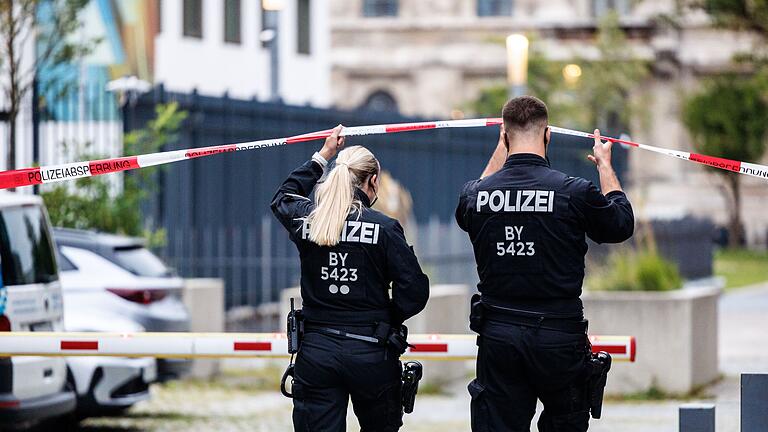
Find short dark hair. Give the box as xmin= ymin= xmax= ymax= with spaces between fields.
xmin=502 ymin=96 xmax=548 ymax=134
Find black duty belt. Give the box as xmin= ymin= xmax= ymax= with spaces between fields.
xmin=304 ymin=323 xmax=382 ymax=345
xmin=483 ymin=304 xmax=588 ymax=334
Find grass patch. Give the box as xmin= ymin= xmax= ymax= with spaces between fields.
xmin=714 ymin=249 xmax=768 ymax=290
xmin=417 ymin=380 xmax=449 ymax=396
xmin=606 ymin=378 xmax=719 ymax=402
xmin=163 ymin=365 xmax=284 ymax=393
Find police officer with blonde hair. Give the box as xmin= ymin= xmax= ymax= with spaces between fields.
xmin=272 ymin=126 xmax=429 ymax=431
xmin=456 ymin=96 xmax=634 ymax=431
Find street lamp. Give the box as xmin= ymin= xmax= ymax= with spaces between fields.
xmin=506 ymin=34 xmax=529 ymax=98
xmin=106 ymin=75 xmax=152 ymax=133
xmin=261 ymin=0 xmax=285 ymax=102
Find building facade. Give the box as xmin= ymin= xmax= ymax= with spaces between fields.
xmin=156 ymin=0 xmax=331 ymax=106
xmin=329 ymin=0 xmax=768 ymax=246
xmin=1 ymin=0 xmax=331 ymax=174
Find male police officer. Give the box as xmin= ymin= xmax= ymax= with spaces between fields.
xmin=456 ymin=96 xmax=634 ymax=431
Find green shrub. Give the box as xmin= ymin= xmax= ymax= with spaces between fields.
xmin=588 ymin=249 xmax=682 ymax=292
xmin=42 ymin=102 xmax=186 ymax=247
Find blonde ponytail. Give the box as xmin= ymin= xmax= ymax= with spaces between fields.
xmin=308 ymin=146 xmax=379 ymax=246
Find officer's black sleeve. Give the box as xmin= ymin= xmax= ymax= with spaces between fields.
xmin=455 ymin=180 xmax=480 ymax=233
xmin=571 ymin=180 xmax=635 ymax=244
xmin=385 ymin=221 xmax=430 ymax=324
xmin=270 ymin=160 xmax=323 ymax=235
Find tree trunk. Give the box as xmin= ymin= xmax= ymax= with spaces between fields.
xmin=4 ymin=0 xmax=17 ymax=172
xmin=7 ymin=109 xmax=16 ymax=173
xmin=725 ymin=174 xmax=744 ymax=248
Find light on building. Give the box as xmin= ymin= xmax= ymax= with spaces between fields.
xmin=563 ymin=64 xmax=582 ymax=85
xmin=262 ymin=0 xmax=285 ymax=11
xmin=451 ymin=109 xmax=465 ymax=120
xmin=506 ymin=34 xmax=529 ymax=97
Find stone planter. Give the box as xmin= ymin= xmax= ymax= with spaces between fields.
xmin=405 ymin=284 xmax=472 ymax=386
xmin=183 ymin=278 xmax=225 ymax=379
xmin=583 ymin=281 xmax=722 ymax=395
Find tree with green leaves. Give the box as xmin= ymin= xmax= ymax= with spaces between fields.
xmin=682 ymin=0 xmax=768 ymax=247
xmin=693 ymin=0 xmax=768 ymax=35
xmin=471 ymin=12 xmax=649 ymax=132
xmin=682 ymin=76 xmax=768 ymax=247
xmin=0 ymin=0 xmax=95 ymax=172
xmin=42 ymin=102 xmax=187 ymax=246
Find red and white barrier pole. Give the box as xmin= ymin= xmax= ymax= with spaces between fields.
xmin=0 ymin=332 xmax=636 ymax=362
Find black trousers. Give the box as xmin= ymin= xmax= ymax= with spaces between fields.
xmin=292 ymin=332 xmax=403 ymax=432
xmin=469 ymin=320 xmax=591 ymax=432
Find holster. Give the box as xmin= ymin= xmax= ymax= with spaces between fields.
xmin=401 ymin=361 xmax=423 ymax=414
xmin=469 ymin=293 xmax=484 ymax=334
xmin=587 ymin=351 xmax=612 ymax=419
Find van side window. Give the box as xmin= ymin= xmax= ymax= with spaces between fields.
xmin=56 ymin=250 xmax=77 ymax=271
xmin=0 ymin=206 xmax=58 ymax=285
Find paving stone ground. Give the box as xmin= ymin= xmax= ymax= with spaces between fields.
xmin=74 ymin=283 xmax=768 ymax=432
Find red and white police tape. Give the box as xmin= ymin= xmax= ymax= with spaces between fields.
xmin=1 ymin=118 xmax=766 ymax=190
xmin=0 ymin=332 xmax=636 ymax=362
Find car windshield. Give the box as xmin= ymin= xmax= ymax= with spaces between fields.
xmin=0 ymin=205 xmax=58 ymax=285
xmin=113 ymin=246 xmax=171 ymax=277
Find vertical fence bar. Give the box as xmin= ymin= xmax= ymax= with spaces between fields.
xmin=232 ymin=226 xmax=242 ymax=307
xmin=742 ymin=373 xmax=768 ymax=431
xmin=247 ymin=225 xmax=257 ymax=308
xmin=679 ymin=403 xmax=715 ymax=432
xmin=261 ymin=214 xmax=273 ymax=304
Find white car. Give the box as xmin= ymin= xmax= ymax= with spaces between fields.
xmin=0 ymin=192 xmax=75 ymax=427
xmin=64 ymin=312 xmax=156 ymax=415
xmin=54 ymin=228 xmax=191 ymax=382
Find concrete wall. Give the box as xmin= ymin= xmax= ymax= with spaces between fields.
xmin=405 ymin=285 xmax=473 ymax=385
xmin=183 ymin=278 xmax=225 ymax=378
xmin=278 ymin=282 xmax=722 ymax=395
xmin=583 ymin=283 xmax=721 ymax=395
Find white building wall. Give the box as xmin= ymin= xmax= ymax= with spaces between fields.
xmin=154 ymin=0 xmax=330 ymax=107
xmin=0 ymin=8 xmax=35 ymax=174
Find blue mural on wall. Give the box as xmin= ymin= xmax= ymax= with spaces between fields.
xmin=36 ymin=0 xmax=156 ymax=122
xmin=0 ymin=268 xmax=6 ymax=316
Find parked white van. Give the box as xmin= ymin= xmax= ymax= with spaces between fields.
xmin=0 ymin=192 xmax=75 ymax=427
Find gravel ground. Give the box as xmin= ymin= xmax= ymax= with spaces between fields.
xmin=71 ymin=283 xmax=766 ymax=432
xmin=73 ymin=376 xmax=740 ymax=432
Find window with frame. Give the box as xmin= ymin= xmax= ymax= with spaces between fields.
xmin=362 ymin=0 xmax=398 ymax=17
xmin=183 ymin=0 xmax=203 ymax=38
xmin=224 ymin=0 xmax=241 ymax=43
xmin=592 ymin=0 xmax=631 ymax=17
xmin=297 ymin=0 xmax=311 ymax=54
xmin=477 ymin=0 xmax=513 ymax=17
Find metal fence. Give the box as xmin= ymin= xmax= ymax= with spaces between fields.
xmin=126 ymin=86 xmax=629 ymax=309
xmin=0 ymin=78 xmax=122 ymax=176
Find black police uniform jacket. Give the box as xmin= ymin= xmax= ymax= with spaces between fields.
xmin=271 ymin=159 xmax=430 ymax=326
xmin=456 ymin=153 xmax=634 ymax=316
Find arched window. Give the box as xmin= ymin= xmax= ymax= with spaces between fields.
xmin=361 ymin=91 xmax=398 ymax=112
